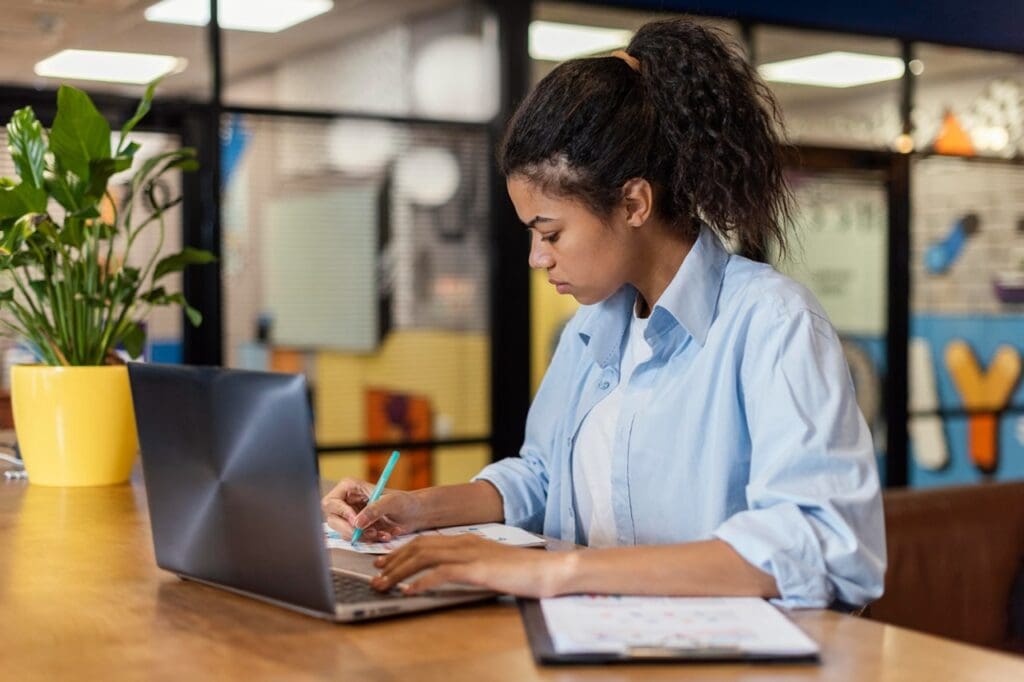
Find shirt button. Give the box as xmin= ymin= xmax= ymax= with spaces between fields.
xmin=599 ymin=380 xmax=610 ymax=390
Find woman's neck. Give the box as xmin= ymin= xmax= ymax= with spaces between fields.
xmin=631 ymin=222 xmax=696 ymax=319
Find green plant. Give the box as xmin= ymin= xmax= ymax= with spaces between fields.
xmin=0 ymin=82 xmax=214 ymax=365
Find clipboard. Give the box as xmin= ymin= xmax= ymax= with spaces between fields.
xmin=517 ymin=597 xmax=821 ymax=665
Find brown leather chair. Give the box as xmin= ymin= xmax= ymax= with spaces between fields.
xmin=869 ymin=481 xmax=1024 ymax=652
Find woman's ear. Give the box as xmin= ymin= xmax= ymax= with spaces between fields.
xmin=621 ymin=178 xmax=654 ymax=228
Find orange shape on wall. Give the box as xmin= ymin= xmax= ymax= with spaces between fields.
xmin=945 ymin=341 xmax=1022 ymax=474
xmin=933 ymin=111 xmax=975 ymax=157
xmin=366 ymin=389 xmax=432 ymax=490
xmin=269 ymin=348 xmax=305 ymax=373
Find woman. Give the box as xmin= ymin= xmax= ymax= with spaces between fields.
xmin=322 ymin=18 xmax=885 ymax=608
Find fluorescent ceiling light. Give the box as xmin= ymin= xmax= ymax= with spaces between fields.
xmin=146 ymin=0 xmax=333 ymax=33
xmin=35 ymin=49 xmax=186 ymax=85
xmin=759 ymin=51 xmax=905 ymax=88
xmin=529 ymin=20 xmax=632 ymax=62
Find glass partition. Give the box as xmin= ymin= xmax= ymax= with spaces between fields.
xmin=779 ymin=168 xmax=891 ymax=476
xmin=754 ymin=26 xmax=902 ymax=150
xmin=220 ymin=112 xmax=493 ymax=486
xmin=911 ymin=45 xmax=1024 ymax=157
xmin=223 ymin=0 xmax=499 ymax=123
xmin=909 ymin=155 xmax=1024 ymax=487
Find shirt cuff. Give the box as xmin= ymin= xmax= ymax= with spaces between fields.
xmin=712 ymin=505 xmax=834 ymax=609
xmin=472 ymin=461 xmax=546 ymax=533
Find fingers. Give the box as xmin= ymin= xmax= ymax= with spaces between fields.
xmin=322 ymin=479 xmax=397 ymax=542
xmin=321 ymin=478 xmax=368 ymax=529
xmin=372 ymin=536 xmax=481 ymax=589
xmin=353 ymin=498 xmax=406 ymax=533
xmin=324 ymin=514 xmax=355 ymax=538
xmin=322 ymin=497 xmax=359 ymax=526
xmin=325 ymin=514 xmax=390 ymax=542
xmin=321 ymin=478 xmax=367 ymax=508
xmin=377 ymin=546 xmax=468 ymax=589
xmin=401 ymin=564 xmax=485 ymax=595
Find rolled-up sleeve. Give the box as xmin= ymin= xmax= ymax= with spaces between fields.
xmin=713 ymin=302 xmax=887 ymax=609
xmin=474 ymin=315 xmax=583 ymax=534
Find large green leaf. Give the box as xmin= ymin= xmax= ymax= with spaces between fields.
xmin=139 ymin=288 xmax=202 ymax=326
xmin=25 ymin=213 xmax=58 ymax=242
xmin=140 ymin=286 xmax=167 ymax=303
xmin=85 ymin=156 xmax=131 ymax=203
xmin=0 ymin=182 xmax=47 ymax=220
xmin=49 ymin=85 xmax=111 ymax=182
xmin=183 ymin=302 xmax=202 ymax=327
xmin=107 ymin=266 xmax=141 ymax=304
xmin=120 ymin=141 xmax=141 ymax=160
xmin=44 ymin=174 xmax=77 ymax=213
xmin=153 ymin=247 xmax=216 ymax=281
xmin=28 ymin=279 xmax=49 ymax=300
xmin=45 ymin=155 xmax=93 ymax=213
xmin=62 ymin=215 xmax=86 ymax=249
xmin=5 ymin=251 xmax=36 ymax=267
xmin=2 ymin=214 xmax=38 ymax=255
xmin=119 ymin=321 xmax=146 ymax=359
xmin=6 ymin=107 xmax=47 ymax=188
xmin=117 ymin=78 xmax=160 ymax=154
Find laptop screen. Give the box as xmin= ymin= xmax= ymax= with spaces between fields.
xmin=128 ymin=363 xmax=337 ymax=616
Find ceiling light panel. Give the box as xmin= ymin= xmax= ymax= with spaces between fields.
xmin=759 ymin=51 xmax=905 ymax=88
xmin=35 ymin=49 xmax=186 ymax=84
xmin=145 ymin=0 xmax=333 ymax=33
xmin=529 ymin=20 xmax=632 ymax=62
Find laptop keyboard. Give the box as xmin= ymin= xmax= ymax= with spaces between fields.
xmin=331 ymin=572 xmax=405 ymax=603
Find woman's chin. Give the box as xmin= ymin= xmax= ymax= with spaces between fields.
xmin=570 ymin=291 xmax=601 ymax=305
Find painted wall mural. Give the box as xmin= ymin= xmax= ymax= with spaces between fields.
xmin=909 ymin=318 xmax=1024 ymax=486
xmin=909 ymin=155 xmax=1024 ymax=487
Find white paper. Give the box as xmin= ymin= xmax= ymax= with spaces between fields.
xmin=540 ymin=596 xmax=819 ymax=656
xmin=324 ymin=522 xmax=546 ymax=554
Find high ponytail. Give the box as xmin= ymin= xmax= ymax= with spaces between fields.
xmin=498 ymin=18 xmax=791 ymax=263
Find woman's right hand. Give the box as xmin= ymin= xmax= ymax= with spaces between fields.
xmin=321 ymin=478 xmax=424 ymax=542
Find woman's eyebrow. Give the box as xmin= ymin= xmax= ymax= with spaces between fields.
xmin=525 ymin=216 xmax=554 ymax=228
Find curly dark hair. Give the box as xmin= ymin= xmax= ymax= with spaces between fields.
xmin=498 ymin=18 xmax=792 ymax=262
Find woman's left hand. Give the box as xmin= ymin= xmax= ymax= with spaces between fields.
xmin=371 ymin=534 xmax=575 ymax=598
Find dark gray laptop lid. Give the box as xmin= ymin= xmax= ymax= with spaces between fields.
xmin=128 ymin=363 xmax=337 ymax=617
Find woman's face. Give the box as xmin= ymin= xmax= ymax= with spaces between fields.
xmin=507 ymin=176 xmax=634 ymax=305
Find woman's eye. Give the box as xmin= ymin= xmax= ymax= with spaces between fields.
xmin=541 ymin=233 xmax=559 ymax=243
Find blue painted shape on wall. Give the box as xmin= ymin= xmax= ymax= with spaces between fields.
xmin=148 ymin=340 xmax=183 ymax=364
xmin=911 ymin=315 xmax=1024 ymax=410
xmin=908 ymin=314 xmax=1024 ymax=488
xmin=910 ymin=415 xmax=1024 ymax=488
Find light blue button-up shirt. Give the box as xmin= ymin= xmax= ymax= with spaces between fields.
xmin=475 ymin=226 xmax=886 ymax=608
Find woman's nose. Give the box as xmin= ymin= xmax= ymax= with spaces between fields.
xmin=528 ymin=235 xmax=554 ymax=269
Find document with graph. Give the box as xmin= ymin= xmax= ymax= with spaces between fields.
xmin=520 ymin=595 xmax=819 ymax=663
xmin=324 ymin=522 xmax=546 ymax=554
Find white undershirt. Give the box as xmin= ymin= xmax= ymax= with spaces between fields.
xmin=572 ymin=305 xmax=653 ymax=547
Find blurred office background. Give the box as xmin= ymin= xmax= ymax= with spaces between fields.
xmin=0 ymin=0 xmax=1021 ymax=490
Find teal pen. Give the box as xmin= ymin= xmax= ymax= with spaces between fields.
xmin=351 ymin=450 xmax=401 ymax=544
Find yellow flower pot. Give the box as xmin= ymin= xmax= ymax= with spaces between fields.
xmin=11 ymin=365 xmax=139 ymax=486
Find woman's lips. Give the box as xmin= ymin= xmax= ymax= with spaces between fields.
xmin=549 ymin=279 xmax=571 ymax=293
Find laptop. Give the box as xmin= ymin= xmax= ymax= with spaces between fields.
xmin=128 ymin=362 xmax=496 ymax=622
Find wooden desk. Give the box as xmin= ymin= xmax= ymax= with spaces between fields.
xmin=2 ymin=477 xmax=1023 ymax=681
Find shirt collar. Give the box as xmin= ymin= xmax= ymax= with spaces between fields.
xmin=651 ymin=224 xmax=730 ymax=347
xmin=576 ymin=225 xmax=729 ymax=365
